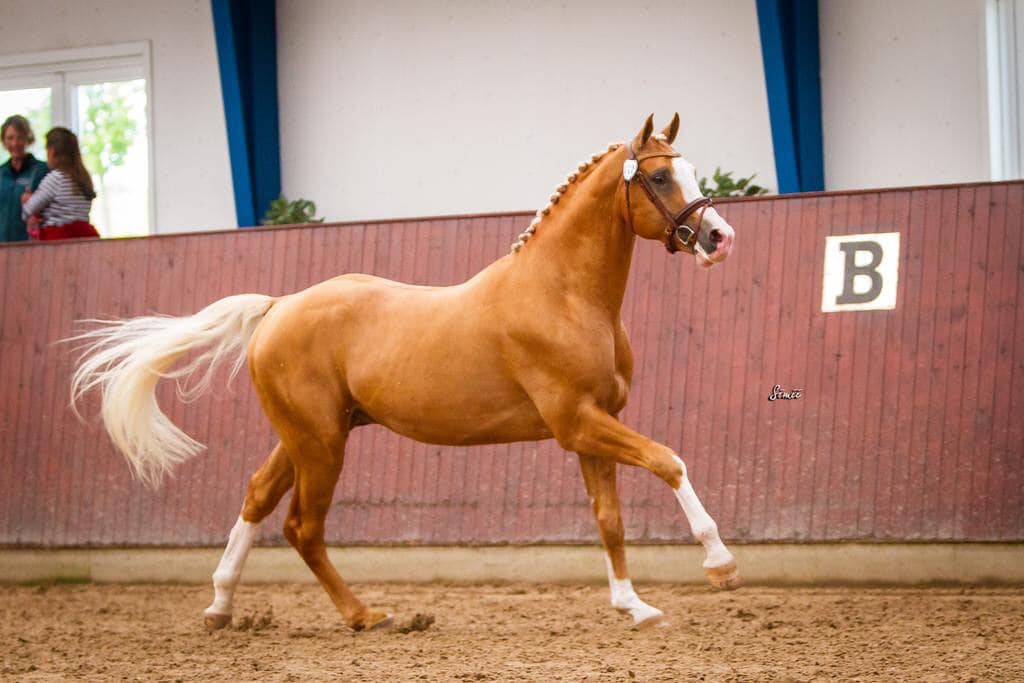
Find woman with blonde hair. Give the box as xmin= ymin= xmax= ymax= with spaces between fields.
xmin=21 ymin=127 xmax=99 ymax=240
xmin=1 ymin=114 xmax=48 ymax=242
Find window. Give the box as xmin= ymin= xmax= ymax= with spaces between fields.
xmin=0 ymin=86 xmax=51 ymax=160
xmin=987 ymin=0 xmax=1024 ymax=180
xmin=0 ymin=43 xmax=154 ymax=236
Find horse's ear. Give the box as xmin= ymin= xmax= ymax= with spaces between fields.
xmin=661 ymin=113 xmax=680 ymax=145
xmin=633 ymin=114 xmax=655 ymax=149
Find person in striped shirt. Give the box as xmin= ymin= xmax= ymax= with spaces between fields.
xmin=21 ymin=127 xmax=99 ymax=240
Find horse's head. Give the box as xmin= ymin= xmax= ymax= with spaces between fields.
xmin=622 ymin=114 xmax=735 ymax=268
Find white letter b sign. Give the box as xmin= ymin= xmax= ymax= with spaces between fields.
xmin=821 ymin=232 xmax=900 ymax=312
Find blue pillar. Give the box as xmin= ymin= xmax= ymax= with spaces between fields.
xmin=211 ymin=0 xmax=281 ymax=227
xmin=756 ymin=0 xmax=824 ymax=193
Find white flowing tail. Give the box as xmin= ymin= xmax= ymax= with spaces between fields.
xmin=69 ymin=293 xmax=276 ymax=488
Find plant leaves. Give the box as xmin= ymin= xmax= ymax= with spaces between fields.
xmin=262 ymin=195 xmax=324 ymax=225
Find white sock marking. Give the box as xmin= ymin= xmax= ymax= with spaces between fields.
xmin=605 ymin=556 xmax=663 ymax=626
xmin=204 ymin=516 xmax=258 ymax=617
xmin=671 ymin=455 xmax=734 ymax=569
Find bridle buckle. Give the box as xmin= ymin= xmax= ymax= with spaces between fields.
xmin=674 ymin=225 xmax=696 ymax=245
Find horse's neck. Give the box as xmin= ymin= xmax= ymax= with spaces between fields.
xmin=515 ymin=159 xmax=636 ymax=317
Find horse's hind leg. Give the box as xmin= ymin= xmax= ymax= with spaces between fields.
xmin=282 ymin=433 xmax=392 ymax=632
xmin=579 ymin=454 xmax=664 ymax=628
xmin=204 ymin=442 xmax=294 ymax=629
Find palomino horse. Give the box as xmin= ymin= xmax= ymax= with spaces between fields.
xmin=71 ymin=114 xmax=738 ymax=631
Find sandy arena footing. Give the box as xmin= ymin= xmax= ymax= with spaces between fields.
xmin=1 ymin=582 xmax=1022 ymax=681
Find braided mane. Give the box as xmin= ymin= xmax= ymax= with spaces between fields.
xmin=510 ymin=142 xmax=624 ymax=254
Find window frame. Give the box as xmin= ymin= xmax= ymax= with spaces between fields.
xmin=986 ymin=0 xmax=1024 ymax=180
xmin=0 ymin=42 xmax=156 ymax=233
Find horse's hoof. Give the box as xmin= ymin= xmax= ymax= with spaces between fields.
xmin=203 ymin=611 xmax=232 ymax=631
xmin=705 ymin=559 xmax=741 ymax=590
xmin=368 ymin=613 xmax=394 ymax=632
xmin=353 ymin=611 xmax=393 ymax=632
xmin=617 ymin=603 xmax=666 ymax=630
xmin=634 ymin=611 xmax=668 ymax=630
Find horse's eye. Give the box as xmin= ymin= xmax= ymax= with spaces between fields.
xmin=652 ymin=173 xmax=668 ymax=185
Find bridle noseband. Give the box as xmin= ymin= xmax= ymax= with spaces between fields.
xmin=623 ymin=142 xmax=714 ymax=254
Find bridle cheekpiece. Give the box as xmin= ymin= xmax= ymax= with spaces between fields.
xmin=623 ymin=142 xmax=714 ymax=254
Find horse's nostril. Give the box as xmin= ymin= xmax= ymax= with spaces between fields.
xmin=710 ymin=229 xmax=725 ymax=244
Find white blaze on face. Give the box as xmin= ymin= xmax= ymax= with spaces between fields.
xmin=671 ymin=157 xmax=735 ymax=265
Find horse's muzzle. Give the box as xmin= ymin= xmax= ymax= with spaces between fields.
xmin=694 ymin=221 xmax=735 ymax=266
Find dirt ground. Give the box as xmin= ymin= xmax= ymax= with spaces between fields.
xmin=1 ymin=582 xmax=1021 ymax=682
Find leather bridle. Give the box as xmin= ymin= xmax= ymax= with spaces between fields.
xmin=623 ymin=142 xmax=714 ymax=254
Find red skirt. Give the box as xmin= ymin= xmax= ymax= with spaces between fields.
xmin=36 ymin=221 xmax=100 ymax=241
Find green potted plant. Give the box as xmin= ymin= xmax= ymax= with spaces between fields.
xmin=262 ymin=195 xmax=324 ymax=225
xmin=699 ymin=168 xmax=770 ymax=197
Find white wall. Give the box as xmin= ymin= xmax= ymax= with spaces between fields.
xmin=277 ymin=0 xmax=777 ymax=222
xmin=820 ymin=0 xmax=990 ymax=190
xmin=0 ymin=1 xmax=1000 ymax=232
xmin=0 ymin=0 xmax=236 ymax=233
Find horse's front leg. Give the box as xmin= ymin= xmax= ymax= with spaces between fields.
xmin=555 ymin=401 xmax=738 ymax=590
xmin=579 ymin=454 xmax=665 ymax=628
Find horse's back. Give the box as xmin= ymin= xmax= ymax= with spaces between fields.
xmin=250 ymin=272 xmax=464 ymax=364
xmin=247 ymin=269 xmax=550 ymax=445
